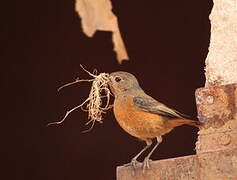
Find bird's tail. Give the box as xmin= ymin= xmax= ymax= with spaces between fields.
xmin=171 ymin=118 xmax=203 ymax=128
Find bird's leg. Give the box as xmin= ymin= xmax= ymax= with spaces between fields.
xmin=142 ymin=140 xmax=160 ymax=173
xmin=124 ymin=144 xmax=151 ymax=170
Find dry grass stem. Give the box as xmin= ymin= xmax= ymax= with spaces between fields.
xmin=47 ymin=65 xmax=111 ymax=131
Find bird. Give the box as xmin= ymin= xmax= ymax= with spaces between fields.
xmin=108 ymin=71 xmax=201 ymax=172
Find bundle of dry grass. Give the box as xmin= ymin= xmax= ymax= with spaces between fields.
xmin=47 ymin=65 xmax=111 ymax=131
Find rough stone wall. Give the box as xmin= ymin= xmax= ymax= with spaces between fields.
xmin=197 ymin=0 xmax=237 ymax=155
xmin=205 ymin=0 xmax=237 ymax=87
xmin=195 ymin=84 xmax=237 ymax=153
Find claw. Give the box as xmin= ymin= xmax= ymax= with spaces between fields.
xmin=124 ymin=158 xmax=141 ymax=175
xmin=124 ymin=158 xmax=140 ymax=169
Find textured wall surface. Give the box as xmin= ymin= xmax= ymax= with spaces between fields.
xmin=205 ymin=0 xmax=237 ymax=87
xmin=195 ymin=84 xmax=237 ymax=154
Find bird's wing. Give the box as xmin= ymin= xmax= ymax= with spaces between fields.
xmin=133 ymin=96 xmax=187 ymax=119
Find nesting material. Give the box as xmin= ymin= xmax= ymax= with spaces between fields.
xmin=47 ymin=65 xmax=111 ymax=131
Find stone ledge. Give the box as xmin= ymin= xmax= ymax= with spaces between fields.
xmin=117 ymin=148 xmax=237 ymax=180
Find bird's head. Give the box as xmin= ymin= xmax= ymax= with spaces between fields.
xmin=109 ymin=72 xmax=141 ymax=96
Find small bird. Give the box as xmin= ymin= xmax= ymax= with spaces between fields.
xmin=108 ymin=72 xmax=201 ymax=172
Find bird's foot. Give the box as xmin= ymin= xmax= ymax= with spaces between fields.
xmin=124 ymin=158 xmax=140 ymax=169
xmin=142 ymin=157 xmax=152 ymax=174
xmin=123 ymin=158 xmax=141 ymax=176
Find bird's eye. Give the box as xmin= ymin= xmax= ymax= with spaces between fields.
xmin=115 ymin=76 xmax=122 ymax=82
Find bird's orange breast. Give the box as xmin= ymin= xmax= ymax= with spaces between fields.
xmin=113 ymin=95 xmax=169 ymax=141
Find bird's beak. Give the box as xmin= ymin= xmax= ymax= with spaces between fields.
xmin=108 ymin=74 xmax=115 ymax=95
xmin=108 ymin=74 xmax=113 ymax=84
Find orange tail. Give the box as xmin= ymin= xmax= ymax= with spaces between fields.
xmin=169 ymin=118 xmax=202 ymax=128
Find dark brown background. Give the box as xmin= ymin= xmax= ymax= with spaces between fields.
xmin=5 ymin=0 xmax=213 ymax=179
